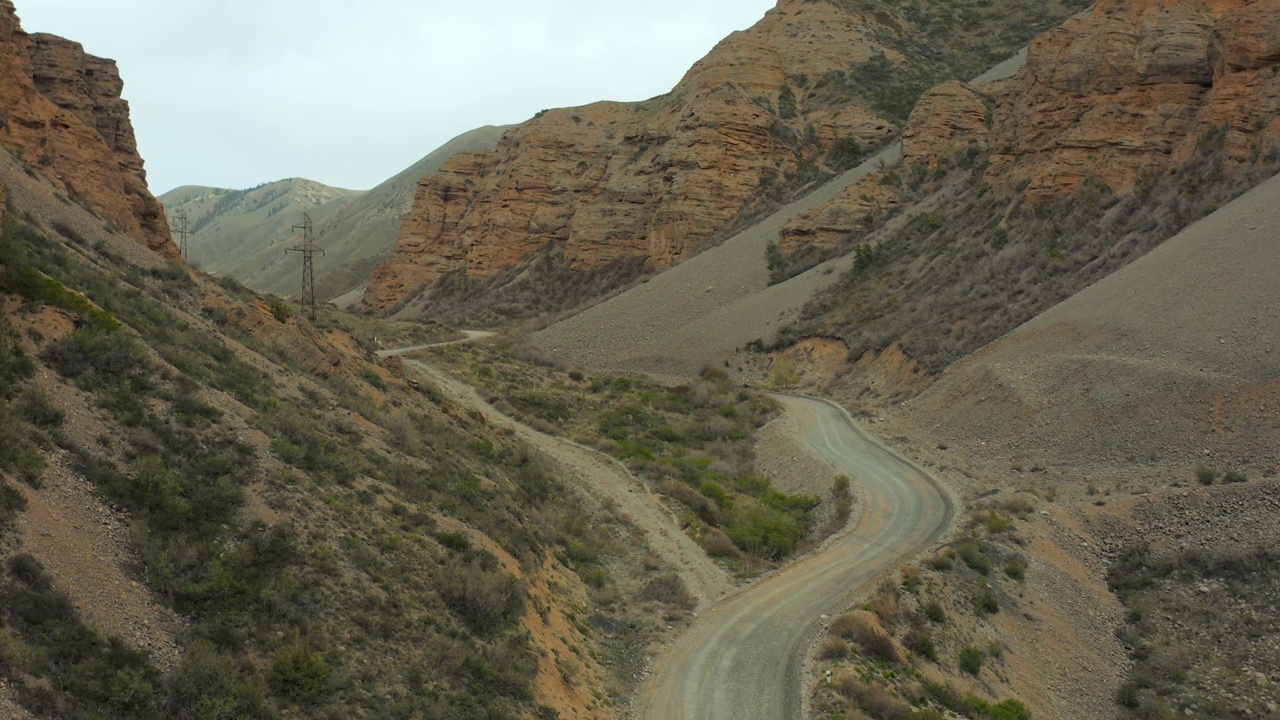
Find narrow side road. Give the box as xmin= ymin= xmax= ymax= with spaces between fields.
xmin=386 ymin=345 xmax=735 ymax=607
xmin=637 ymin=394 xmax=954 ymax=720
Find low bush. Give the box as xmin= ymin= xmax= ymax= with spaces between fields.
xmin=817 ymin=636 xmax=849 ymax=659
xmin=904 ymin=630 xmax=938 ymax=662
xmin=438 ymin=555 xmax=526 ymax=636
xmin=959 ymin=645 xmax=984 ymax=676
xmin=973 ymin=587 xmax=999 ymax=616
xmin=1194 ymin=464 xmax=1218 ymax=486
xmin=956 ymin=539 xmax=991 ymax=574
xmin=1004 ymin=556 xmax=1027 ymax=582
xmin=268 ymin=640 xmax=331 ymax=703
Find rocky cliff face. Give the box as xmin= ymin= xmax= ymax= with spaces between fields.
xmin=988 ymin=0 xmax=1280 ymax=201
xmin=368 ymin=0 xmax=1091 ymax=315
xmin=777 ymin=80 xmax=990 ymax=259
xmin=365 ymin=0 xmax=905 ymax=311
xmin=0 ymin=1 xmax=175 ymax=259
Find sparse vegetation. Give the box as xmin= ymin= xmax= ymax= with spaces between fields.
xmin=0 ymin=207 xmax=643 ymax=718
xmin=768 ymin=128 xmax=1280 ymax=375
xmin=430 ymin=342 xmax=825 ymax=566
xmin=1109 ymin=544 xmax=1280 ymax=718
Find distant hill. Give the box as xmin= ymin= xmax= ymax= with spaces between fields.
xmin=161 ymin=125 xmax=510 ymax=298
xmin=160 ymin=179 xmax=362 ymax=291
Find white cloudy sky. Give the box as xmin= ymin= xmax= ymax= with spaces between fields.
xmin=18 ymin=0 xmax=777 ymax=194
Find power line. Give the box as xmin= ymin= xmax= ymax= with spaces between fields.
xmin=286 ymin=213 xmax=323 ymax=321
xmin=174 ymin=209 xmax=192 ymax=262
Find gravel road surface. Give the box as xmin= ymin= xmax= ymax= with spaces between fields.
xmin=636 ymin=394 xmax=953 ymax=720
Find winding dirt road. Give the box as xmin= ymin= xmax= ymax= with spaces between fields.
xmin=382 ymin=340 xmax=951 ymax=718
xmin=380 ymin=342 xmax=735 ymax=606
xmin=636 ymin=394 xmax=953 ymax=720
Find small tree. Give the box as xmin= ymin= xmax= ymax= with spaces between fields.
xmin=959 ymin=645 xmax=984 ymax=676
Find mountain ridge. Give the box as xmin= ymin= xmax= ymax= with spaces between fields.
xmin=161 ymin=125 xmax=510 ymax=297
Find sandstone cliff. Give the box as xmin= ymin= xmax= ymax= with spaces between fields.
xmin=776 ymin=81 xmax=991 ymax=259
xmin=988 ymin=0 xmax=1280 ymax=201
xmin=0 ymin=1 xmax=174 ymax=259
xmin=366 ymin=0 xmax=1091 ymax=315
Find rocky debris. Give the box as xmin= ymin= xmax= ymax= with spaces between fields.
xmin=902 ymin=81 xmax=992 ymax=169
xmin=363 ymin=0 xmax=904 ymax=312
xmin=899 ymin=163 xmax=1280 ymax=471
xmin=988 ymin=0 xmax=1280 ymax=202
xmin=0 ymin=0 xmax=175 ymax=259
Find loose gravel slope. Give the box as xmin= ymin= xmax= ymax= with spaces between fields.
xmin=903 ymin=170 xmax=1280 ymax=471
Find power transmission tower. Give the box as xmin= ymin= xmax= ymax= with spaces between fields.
xmin=174 ymin=209 xmax=192 ymax=262
xmin=286 ymin=213 xmax=324 ymax=321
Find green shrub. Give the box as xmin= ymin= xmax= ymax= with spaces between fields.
xmin=923 ymin=600 xmax=947 ymax=624
xmin=970 ymin=698 xmax=1033 ymax=720
xmin=1223 ymin=469 xmax=1247 ymax=483
xmin=639 ymin=572 xmax=694 ymax=608
xmin=1195 ymin=464 xmax=1219 ymax=486
xmin=973 ymin=587 xmax=999 ymax=616
xmin=726 ymin=505 xmax=804 ymax=559
xmin=17 ymin=388 xmax=63 ymax=428
xmin=959 ymin=645 xmax=984 ymax=675
xmin=904 ymin=630 xmax=938 ymax=662
xmin=438 ymin=556 xmax=525 ymax=635
xmin=165 ymin=641 xmax=268 ymax=718
xmin=266 ymin=296 xmax=292 ymax=323
xmin=957 ymin=539 xmax=991 ymax=574
xmin=268 ymin=640 xmax=331 ymax=703
xmin=985 ymin=512 xmax=1011 ymax=534
xmin=1004 ymin=556 xmax=1027 ymax=582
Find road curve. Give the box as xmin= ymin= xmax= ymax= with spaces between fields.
xmin=637 ymin=394 xmax=953 ymax=720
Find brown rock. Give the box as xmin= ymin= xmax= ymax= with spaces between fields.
xmin=987 ymin=0 xmax=1280 ymax=202
xmin=0 ymin=1 xmax=175 ymax=258
xmin=777 ymin=174 xmax=901 ymax=257
xmin=902 ymin=81 xmax=991 ymax=169
xmin=364 ymin=0 xmax=903 ymax=312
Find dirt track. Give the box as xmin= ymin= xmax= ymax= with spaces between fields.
xmin=385 ymin=349 xmax=735 ymax=606
xmin=636 ymin=394 xmax=953 ymax=720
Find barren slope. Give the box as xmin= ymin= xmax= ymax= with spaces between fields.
xmin=901 ymin=170 xmax=1280 ymax=473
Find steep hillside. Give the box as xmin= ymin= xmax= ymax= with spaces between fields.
xmin=0 ymin=11 xmax=681 ymax=717
xmin=901 ymin=168 xmax=1280 ymax=474
xmin=162 ymin=125 xmax=508 ymax=298
xmin=0 ymin=0 xmax=174 ymax=258
xmin=777 ymin=0 xmax=1280 ymax=378
xmin=365 ymin=0 xmax=1090 ymax=322
xmin=0 ymin=138 xmax=696 ymax=719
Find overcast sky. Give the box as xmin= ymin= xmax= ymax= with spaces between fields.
xmin=18 ymin=0 xmax=777 ymax=195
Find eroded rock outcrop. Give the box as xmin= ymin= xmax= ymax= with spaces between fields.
xmin=902 ymin=81 xmax=992 ymax=169
xmin=777 ymin=175 xmax=901 ymax=256
xmin=988 ymin=0 xmax=1280 ymax=201
xmin=364 ymin=0 xmax=906 ymax=311
xmin=0 ymin=1 xmax=174 ymax=258
xmin=778 ymin=80 xmax=991 ymax=258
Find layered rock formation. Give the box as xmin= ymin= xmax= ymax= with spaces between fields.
xmin=988 ymin=0 xmax=1280 ymax=201
xmin=776 ymin=176 xmax=901 ymax=256
xmin=901 ymin=81 xmax=992 ymax=169
xmin=0 ymin=1 xmax=174 ymax=258
xmin=777 ymin=81 xmax=991 ymax=258
xmin=365 ymin=0 xmax=908 ymax=311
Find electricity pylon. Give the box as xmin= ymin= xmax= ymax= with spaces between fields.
xmin=286 ymin=213 xmax=323 ymax=321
